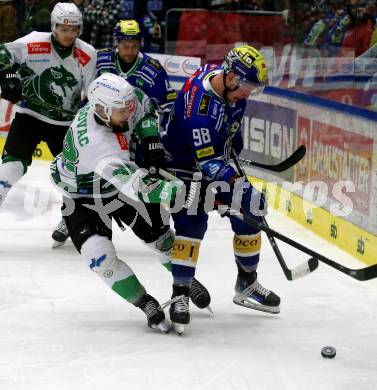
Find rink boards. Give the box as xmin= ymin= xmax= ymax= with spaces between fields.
xmin=1 ymin=53 xmax=377 ymax=266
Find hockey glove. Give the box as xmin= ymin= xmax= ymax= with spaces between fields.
xmin=137 ymin=173 xmax=181 ymax=206
xmin=0 ymin=71 xmax=22 ymax=104
xmin=201 ymin=159 xmax=238 ymax=184
xmin=140 ymin=136 xmax=165 ymax=172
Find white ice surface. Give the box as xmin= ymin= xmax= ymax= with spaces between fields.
xmin=0 ymin=161 xmax=376 ymax=390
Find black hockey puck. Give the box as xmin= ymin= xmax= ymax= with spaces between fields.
xmin=321 ymin=346 xmax=336 ymax=359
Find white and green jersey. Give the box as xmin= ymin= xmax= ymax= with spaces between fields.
xmin=51 ymin=88 xmax=159 ymax=198
xmin=0 ymin=31 xmax=96 ymax=125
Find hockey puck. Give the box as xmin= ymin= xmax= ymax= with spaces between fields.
xmin=321 ymin=346 xmax=336 ymax=359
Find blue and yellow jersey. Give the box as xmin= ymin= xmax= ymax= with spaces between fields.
xmin=162 ymin=64 xmax=245 ymax=177
xmin=96 ymin=48 xmax=176 ymax=108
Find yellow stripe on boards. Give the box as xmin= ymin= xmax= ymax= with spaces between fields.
xmin=247 ymin=175 xmax=377 ymax=266
xmin=0 ymin=138 xmax=53 ymax=162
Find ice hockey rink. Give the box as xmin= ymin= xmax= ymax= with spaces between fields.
xmin=0 ymin=161 xmax=376 ymax=390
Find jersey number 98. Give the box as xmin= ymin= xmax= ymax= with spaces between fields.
xmin=193 ymin=128 xmax=211 ymax=146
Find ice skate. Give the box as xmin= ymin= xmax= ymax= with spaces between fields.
xmin=190 ymin=278 xmax=213 ymax=313
xmin=233 ymin=271 xmax=280 ymax=314
xmin=169 ymin=284 xmax=190 ymax=335
xmin=137 ymin=294 xmax=171 ymax=333
xmin=52 ymin=218 xmax=69 ymax=248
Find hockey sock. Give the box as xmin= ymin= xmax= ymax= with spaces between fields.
xmin=145 ymin=228 xmax=174 ymax=271
xmin=233 ymin=233 xmax=261 ymax=272
xmin=171 ymin=236 xmax=201 ymax=285
xmin=0 ymin=158 xmax=27 ymax=207
xmin=81 ymin=235 xmax=146 ymax=305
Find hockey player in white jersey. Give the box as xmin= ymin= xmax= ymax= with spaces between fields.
xmin=0 ymin=2 xmax=96 ymax=235
xmin=50 ymin=73 xmax=208 ymax=331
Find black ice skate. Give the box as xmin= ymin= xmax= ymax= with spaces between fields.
xmin=190 ymin=278 xmax=213 ymax=313
xmin=233 ymin=270 xmax=280 ymax=314
xmin=137 ymin=294 xmax=170 ymax=333
xmin=169 ymin=284 xmax=190 ymax=335
xmin=52 ymin=218 xmax=69 ymax=248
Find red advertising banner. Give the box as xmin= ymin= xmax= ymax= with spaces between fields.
xmin=176 ymin=11 xmax=289 ymax=61
xmin=296 ymin=116 xmax=373 ymax=215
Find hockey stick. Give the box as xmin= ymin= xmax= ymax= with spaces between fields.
xmin=239 ymin=145 xmax=306 ymax=172
xmin=231 ymin=150 xmax=318 ymax=280
xmin=158 ymin=166 xmax=377 ymax=280
xmin=22 ymin=95 xmax=76 ymax=117
xmin=157 ymin=166 xmax=317 ymax=280
xmin=224 ymin=208 xmax=377 ymax=281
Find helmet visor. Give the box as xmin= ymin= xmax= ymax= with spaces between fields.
xmin=237 ymin=77 xmax=266 ymax=96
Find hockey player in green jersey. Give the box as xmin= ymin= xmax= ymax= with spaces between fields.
xmin=0 ymin=2 xmax=96 ymax=224
xmin=50 ymin=73 xmax=209 ymax=331
xmin=52 ymin=19 xmax=177 ymax=247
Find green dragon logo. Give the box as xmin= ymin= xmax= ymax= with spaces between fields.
xmin=19 ymin=64 xmax=79 ymax=111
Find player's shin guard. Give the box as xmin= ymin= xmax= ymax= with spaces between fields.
xmin=81 ymin=235 xmax=169 ymax=330
xmin=168 ymin=236 xmax=200 ymax=332
xmin=81 ymin=235 xmax=146 ymax=304
xmin=145 ymin=227 xmax=175 ymax=271
xmin=171 ymin=236 xmax=200 ymax=285
xmin=233 ymin=233 xmax=262 ymax=272
xmin=148 ymin=230 xmax=211 ymax=310
xmin=0 ymin=159 xmax=26 ymax=207
xmin=232 ymin=233 xmax=280 ymax=314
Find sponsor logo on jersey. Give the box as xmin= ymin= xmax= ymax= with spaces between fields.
xmin=73 ymin=47 xmax=91 ymax=66
xmin=186 ymin=85 xmax=198 ymax=118
xmin=196 ymin=146 xmax=214 ymax=159
xmin=167 ymin=92 xmax=177 ymax=102
xmin=146 ymin=58 xmax=162 ymax=71
xmin=232 ymin=108 xmax=243 ymax=117
xmin=29 ymin=59 xmax=50 ymax=63
xmin=27 ymin=42 xmax=51 ymax=54
xmin=115 ymin=133 xmax=129 ymax=150
xmin=198 ymin=93 xmax=211 ymax=116
xmin=142 ymin=65 xmax=157 ymax=77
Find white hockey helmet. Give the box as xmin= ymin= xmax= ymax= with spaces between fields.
xmin=88 ymin=73 xmax=136 ymax=124
xmin=51 ymin=2 xmax=83 ymax=35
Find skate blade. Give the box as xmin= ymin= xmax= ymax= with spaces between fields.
xmin=205 ymin=305 xmax=214 ymax=314
xmin=52 ymin=239 xmax=66 ymax=248
xmin=172 ymin=322 xmax=185 ymax=335
xmin=151 ymin=319 xmax=171 ymax=334
xmin=233 ymin=296 xmax=280 ymax=314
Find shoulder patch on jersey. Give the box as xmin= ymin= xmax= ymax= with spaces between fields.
xmin=146 ymin=58 xmax=162 ymax=71
xmin=198 ymin=93 xmax=211 ymax=116
xmin=74 ymin=47 xmax=91 ymax=66
xmin=142 ymin=65 xmax=157 ymax=78
xmin=196 ymin=146 xmax=214 ymax=159
xmin=27 ymin=42 xmax=51 ymax=54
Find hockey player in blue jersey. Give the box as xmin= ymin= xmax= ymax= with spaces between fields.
xmin=96 ymin=19 xmax=175 ymax=120
xmin=95 ymin=19 xmax=176 ymax=177
xmin=161 ymin=45 xmax=280 ymax=334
